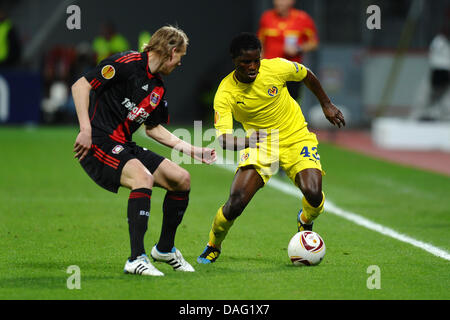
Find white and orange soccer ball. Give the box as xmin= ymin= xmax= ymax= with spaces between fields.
xmin=288 ymin=231 xmax=326 ymax=266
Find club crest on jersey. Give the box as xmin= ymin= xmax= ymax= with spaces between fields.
xmin=150 ymin=91 xmax=161 ymax=107
xmin=112 ymin=145 xmax=124 ymax=154
xmin=101 ymin=65 xmax=116 ymax=80
xmin=268 ymin=86 xmax=279 ymax=97
xmin=241 ymin=152 xmax=249 ymax=162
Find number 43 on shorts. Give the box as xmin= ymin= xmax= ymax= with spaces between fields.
xmin=300 ymin=146 xmax=320 ymax=161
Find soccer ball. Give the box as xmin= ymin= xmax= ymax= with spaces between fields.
xmin=288 ymin=231 xmax=326 ymax=266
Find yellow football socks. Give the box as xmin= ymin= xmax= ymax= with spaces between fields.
xmin=208 ymin=206 xmax=235 ymax=249
xmin=301 ymin=192 xmax=325 ymax=224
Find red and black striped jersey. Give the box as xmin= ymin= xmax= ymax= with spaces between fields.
xmin=84 ymin=51 xmax=169 ymax=144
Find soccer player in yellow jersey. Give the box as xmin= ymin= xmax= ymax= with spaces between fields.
xmin=197 ymin=33 xmax=345 ymax=264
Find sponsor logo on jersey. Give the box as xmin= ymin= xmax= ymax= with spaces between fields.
xmin=101 ymin=65 xmax=116 ymax=80
xmin=142 ymin=84 xmax=149 ymax=91
xmin=112 ymin=145 xmax=124 ymax=154
xmin=121 ymin=97 xmax=150 ymax=124
xmin=150 ymin=91 xmax=161 ymax=107
xmin=268 ymin=86 xmax=279 ymax=97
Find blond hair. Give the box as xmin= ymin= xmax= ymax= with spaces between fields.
xmin=142 ymin=25 xmax=189 ymax=61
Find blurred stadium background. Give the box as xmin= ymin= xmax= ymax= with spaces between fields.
xmin=1 ymin=0 xmax=449 ymax=174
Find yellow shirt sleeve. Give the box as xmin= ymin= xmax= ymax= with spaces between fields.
xmin=213 ymin=88 xmax=233 ymax=137
xmin=271 ymin=58 xmax=308 ymax=83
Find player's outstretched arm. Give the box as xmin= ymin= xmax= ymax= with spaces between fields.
xmin=72 ymin=77 xmax=93 ymax=161
xmin=145 ymin=124 xmax=217 ymax=164
xmin=303 ymin=69 xmax=346 ymax=128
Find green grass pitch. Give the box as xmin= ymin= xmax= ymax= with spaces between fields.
xmin=0 ymin=126 xmax=448 ymax=300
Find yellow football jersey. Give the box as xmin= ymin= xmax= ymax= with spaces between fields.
xmin=214 ymin=58 xmax=309 ymax=145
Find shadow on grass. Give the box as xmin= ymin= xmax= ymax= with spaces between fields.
xmin=1 ymin=254 xmax=318 ymax=291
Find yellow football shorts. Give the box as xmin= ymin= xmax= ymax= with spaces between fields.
xmin=237 ymin=131 xmax=323 ymax=185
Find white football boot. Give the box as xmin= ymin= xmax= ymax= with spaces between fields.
xmin=150 ymin=245 xmax=195 ymax=272
xmin=124 ymin=254 xmax=164 ymax=276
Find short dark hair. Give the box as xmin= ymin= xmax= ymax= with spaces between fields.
xmin=229 ymin=32 xmax=261 ymax=59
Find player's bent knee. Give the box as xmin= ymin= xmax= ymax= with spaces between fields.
xmin=137 ymin=174 xmax=154 ymax=190
xmin=168 ymin=167 xmax=190 ymax=191
xmin=177 ymin=169 xmax=191 ymax=191
xmin=128 ymin=173 xmax=153 ymax=190
xmin=156 ymin=161 xmax=191 ymax=191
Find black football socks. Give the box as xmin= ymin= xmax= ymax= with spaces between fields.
xmin=156 ymin=190 xmax=190 ymax=253
xmin=127 ymin=188 xmax=152 ymax=261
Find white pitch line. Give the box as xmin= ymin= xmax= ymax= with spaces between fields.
xmin=216 ymin=163 xmax=450 ymax=261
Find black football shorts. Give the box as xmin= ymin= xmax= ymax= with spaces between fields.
xmin=80 ymin=138 xmax=165 ymax=193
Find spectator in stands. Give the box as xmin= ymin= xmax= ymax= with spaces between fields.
xmin=411 ymin=16 xmax=450 ymax=121
xmin=428 ymin=26 xmax=450 ymax=120
xmin=93 ymin=21 xmax=129 ymax=64
xmin=0 ymin=8 xmax=21 ymax=68
xmin=138 ymin=30 xmax=151 ymax=52
xmin=41 ymin=46 xmax=77 ymax=123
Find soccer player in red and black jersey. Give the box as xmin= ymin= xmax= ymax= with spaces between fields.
xmin=72 ymin=26 xmax=216 ymax=276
